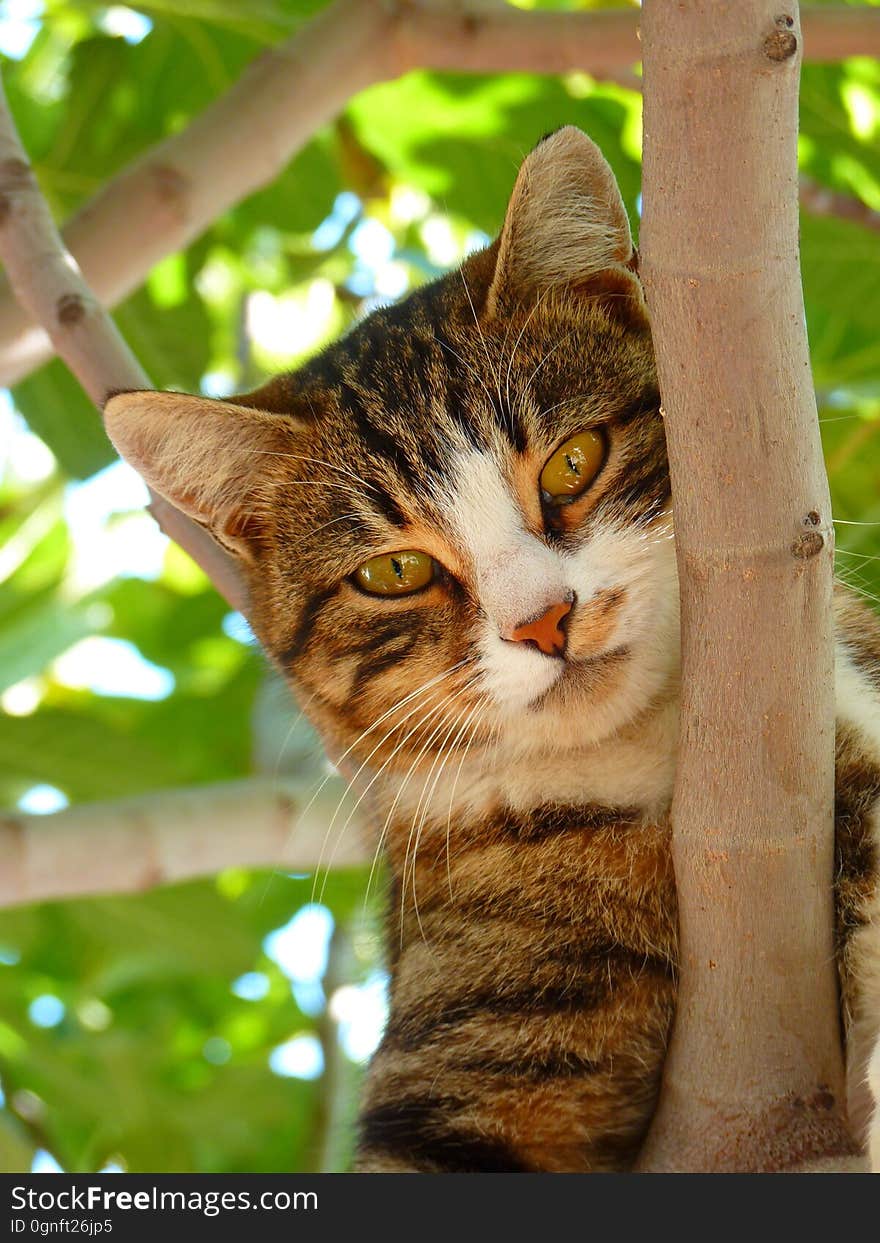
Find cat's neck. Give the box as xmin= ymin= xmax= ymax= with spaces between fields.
xmin=372 ymin=691 xmax=680 ymax=841
xmin=495 ymin=692 xmax=679 ymax=816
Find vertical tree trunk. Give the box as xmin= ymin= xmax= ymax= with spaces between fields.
xmin=637 ymin=2 xmax=851 ymax=1170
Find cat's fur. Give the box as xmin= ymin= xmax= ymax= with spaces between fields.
xmin=105 ymin=128 xmax=880 ymax=1172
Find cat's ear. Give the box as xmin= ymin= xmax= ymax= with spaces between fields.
xmin=487 ymin=126 xmax=643 ymax=319
xmin=104 ymin=389 xmax=299 ymax=561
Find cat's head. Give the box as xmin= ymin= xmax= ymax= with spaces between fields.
xmin=106 ymin=128 xmax=679 ymax=771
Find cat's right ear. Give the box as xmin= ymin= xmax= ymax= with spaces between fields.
xmin=104 ymin=390 xmax=300 ymax=562
xmin=486 ymin=126 xmax=643 ymax=320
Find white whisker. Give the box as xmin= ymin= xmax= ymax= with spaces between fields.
xmin=459 ymin=268 xmax=503 ymax=412
xmin=309 ymin=661 xmax=476 ymax=901
xmin=362 ymin=677 xmax=484 ymax=915
xmin=522 ymin=327 xmax=581 ymax=393
xmin=255 ymin=449 xmax=380 ymax=496
xmin=396 ymin=693 xmax=481 ymax=951
xmin=432 ymin=333 xmax=497 ymax=411
xmin=407 ymin=695 xmax=488 ymax=931
xmin=304 ymin=511 xmax=370 ymax=539
xmin=404 ymin=691 xmax=486 ymax=904
xmin=257 ymin=659 xmax=469 ymax=903
xmin=504 ymin=288 xmax=551 ymax=415
xmin=444 ymin=700 xmax=491 ymax=900
xmin=317 ymin=672 xmax=480 ymax=901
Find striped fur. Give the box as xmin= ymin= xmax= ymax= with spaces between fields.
xmin=104 ymin=128 xmax=880 ymax=1171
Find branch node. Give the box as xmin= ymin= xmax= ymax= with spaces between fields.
xmin=56 ymin=291 xmax=86 ymax=326
xmin=0 ymin=157 xmax=32 ymax=223
xmin=791 ymin=530 xmax=825 ymax=559
xmin=0 ymin=155 xmax=32 ymax=186
xmin=149 ymin=162 xmax=191 ymax=224
xmin=764 ymin=18 xmax=798 ymax=62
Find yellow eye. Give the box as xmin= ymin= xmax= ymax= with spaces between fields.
xmin=354 ymin=551 xmax=435 ymax=596
xmin=540 ymin=430 xmax=605 ymax=502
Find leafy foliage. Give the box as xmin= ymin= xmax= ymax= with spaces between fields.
xmin=1 ymin=0 xmax=879 ymax=1174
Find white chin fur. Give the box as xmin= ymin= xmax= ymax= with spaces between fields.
xmin=478 ymin=629 xmax=563 ymax=712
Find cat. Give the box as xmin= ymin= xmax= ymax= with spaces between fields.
xmin=104 ymin=127 xmax=880 ymax=1173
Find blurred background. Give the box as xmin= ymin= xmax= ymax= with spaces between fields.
xmin=0 ymin=0 xmax=879 ymax=1173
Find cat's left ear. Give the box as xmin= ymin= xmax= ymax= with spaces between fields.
xmin=486 ymin=126 xmax=644 ymax=321
xmin=104 ymin=389 xmax=300 ymax=562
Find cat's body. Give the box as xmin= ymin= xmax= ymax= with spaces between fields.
xmin=358 ymin=597 xmax=880 ymax=1172
xmin=105 ymin=128 xmax=880 ymax=1172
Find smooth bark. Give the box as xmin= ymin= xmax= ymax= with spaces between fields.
xmin=0 ymin=778 xmax=367 ymax=908
xmin=637 ymin=1 xmax=847 ymax=1170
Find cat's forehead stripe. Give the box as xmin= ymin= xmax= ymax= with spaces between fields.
xmin=335 ymin=381 xmax=425 ymax=499
xmin=431 ymin=322 xmax=494 ymax=453
xmin=295 ymin=270 xmax=533 ymax=488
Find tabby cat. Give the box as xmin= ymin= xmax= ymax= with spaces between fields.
xmin=105 ymin=128 xmax=880 ymax=1172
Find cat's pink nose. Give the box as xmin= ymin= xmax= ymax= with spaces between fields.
xmin=507 ymin=598 xmax=573 ymax=658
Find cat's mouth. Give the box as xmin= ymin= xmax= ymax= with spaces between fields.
xmin=526 ymin=644 xmax=630 ymax=712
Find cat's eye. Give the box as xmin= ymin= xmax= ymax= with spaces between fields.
xmin=354 ymin=550 xmax=435 ymax=596
xmin=540 ymin=430 xmax=606 ymax=503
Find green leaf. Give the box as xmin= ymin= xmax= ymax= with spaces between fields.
xmin=114 ymin=284 xmax=211 ymax=392
xmin=234 ymin=135 xmax=342 ymax=235
xmin=12 ymin=360 xmax=115 ymax=481
xmin=0 ymin=1112 xmax=34 ymax=1174
xmin=801 ymin=60 xmax=880 ymax=211
xmin=802 ymin=212 xmax=880 ymax=389
xmin=0 ymin=591 xmax=93 ymax=694
xmin=348 ymin=73 xmax=642 ymax=234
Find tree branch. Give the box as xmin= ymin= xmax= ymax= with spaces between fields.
xmin=0 ymin=2 xmax=877 ymax=388
xmin=0 ymin=74 xmax=248 ymax=612
xmin=800 ymin=175 xmax=880 ymax=233
xmin=637 ymin=2 xmax=850 ymax=1171
xmin=0 ymin=778 xmax=369 ymax=909
xmin=312 ymin=922 xmax=362 ymax=1173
